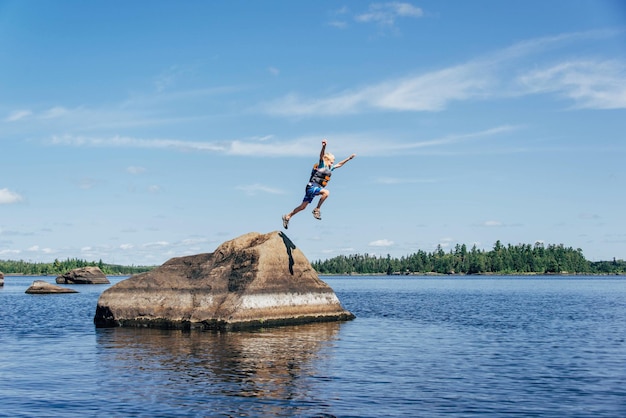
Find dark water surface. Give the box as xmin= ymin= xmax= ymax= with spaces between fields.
xmin=1 ymin=275 xmax=625 ymax=417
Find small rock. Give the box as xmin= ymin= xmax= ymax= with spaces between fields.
xmin=56 ymin=266 xmax=110 ymax=284
xmin=26 ymin=280 xmax=78 ymax=294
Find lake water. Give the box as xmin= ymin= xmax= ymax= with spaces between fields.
xmin=1 ymin=275 xmax=625 ymax=417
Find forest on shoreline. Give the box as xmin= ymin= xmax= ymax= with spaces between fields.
xmin=0 ymin=258 xmax=153 ymax=276
xmin=312 ymin=241 xmax=626 ymax=276
xmin=1 ymin=241 xmax=624 ymax=276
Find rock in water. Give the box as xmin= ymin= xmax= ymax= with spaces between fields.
xmin=26 ymin=280 xmax=78 ymax=294
xmin=94 ymin=231 xmax=354 ymax=330
xmin=0 ymin=271 xmax=4 ymax=287
xmin=56 ymin=266 xmax=110 ymax=284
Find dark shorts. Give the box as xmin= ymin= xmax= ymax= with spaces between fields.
xmin=303 ymin=183 xmax=323 ymax=203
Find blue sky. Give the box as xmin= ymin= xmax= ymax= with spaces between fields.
xmin=1 ymin=1 xmax=625 ymax=266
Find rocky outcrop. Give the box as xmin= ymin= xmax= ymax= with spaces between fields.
xmin=94 ymin=231 xmax=354 ymax=330
xmin=26 ymin=280 xmax=78 ymax=294
xmin=56 ymin=266 xmax=110 ymax=284
xmin=0 ymin=271 xmax=4 ymax=286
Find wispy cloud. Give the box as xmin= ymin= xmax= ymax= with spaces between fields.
xmin=153 ymin=65 xmax=193 ymax=93
xmin=142 ymin=240 xmax=170 ymax=248
xmin=482 ymin=220 xmax=503 ymax=227
xmin=0 ymin=188 xmax=23 ymax=204
xmin=5 ymin=110 xmax=32 ymax=122
xmin=0 ymin=249 xmax=21 ymax=256
xmin=328 ymin=20 xmax=348 ymax=29
xmin=127 ymin=166 xmax=147 ymax=175
xmin=327 ymin=6 xmax=350 ymax=29
xmin=437 ymin=237 xmax=455 ymax=249
xmin=260 ymin=61 xmax=492 ymax=116
xmin=2 ymin=83 xmax=242 ymax=136
xmin=27 ymin=245 xmax=55 ymax=254
xmin=49 ymin=133 xmax=308 ymax=156
xmin=50 ymin=134 xmax=226 ymax=152
xmin=369 ymin=238 xmax=394 ymax=247
xmin=518 ymin=60 xmax=626 ymax=109
xmin=268 ymin=66 xmax=280 ymax=76
xmin=320 ymin=125 xmax=520 ymax=156
xmin=76 ymin=178 xmax=100 ymax=190
xmin=262 ymin=29 xmax=626 ymax=116
xmin=41 ymin=106 xmax=70 ymax=119
xmin=355 ymin=2 xmax=424 ymax=26
xmin=235 ymin=184 xmax=284 ymax=196
xmin=478 ymin=220 xmax=523 ymax=228
xmin=375 ymin=177 xmax=439 ymax=184
xmin=47 ymin=125 xmax=518 ymax=158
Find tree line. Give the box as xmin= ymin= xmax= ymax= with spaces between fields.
xmin=2 ymin=242 xmax=623 ymax=276
xmin=0 ymin=257 xmax=154 ymax=276
xmin=312 ymin=241 xmax=626 ymax=275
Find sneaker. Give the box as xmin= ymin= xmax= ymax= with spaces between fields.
xmin=282 ymin=215 xmax=289 ymax=229
xmin=312 ymin=208 xmax=321 ymax=220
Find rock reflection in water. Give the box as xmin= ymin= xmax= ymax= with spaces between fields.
xmin=95 ymin=322 xmax=342 ymax=416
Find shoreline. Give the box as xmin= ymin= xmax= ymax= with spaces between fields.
xmin=3 ymin=272 xmax=624 ymax=278
xmin=319 ymin=272 xmax=626 ymax=277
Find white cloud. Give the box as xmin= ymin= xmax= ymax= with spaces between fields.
xmin=49 ymin=133 xmax=309 ymax=156
xmin=41 ymin=106 xmax=70 ymax=119
xmin=27 ymin=245 xmax=55 ymax=254
xmin=127 ymin=166 xmax=146 ymax=175
xmin=356 ymin=2 xmax=423 ymax=26
xmin=77 ymin=178 xmax=99 ymax=190
xmin=0 ymin=188 xmax=23 ymax=204
xmin=262 ymin=62 xmax=492 ymax=116
xmin=120 ymin=243 xmax=134 ymax=250
xmin=376 ymin=177 xmax=439 ymax=184
xmin=328 ymin=6 xmax=350 ymax=28
xmin=153 ymin=65 xmax=187 ymax=93
xmin=369 ymin=239 xmax=394 ymax=247
xmin=518 ymin=60 xmax=626 ymax=109
xmin=328 ymin=20 xmax=348 ymax=29
xmin=262 ymin=29 xmax=626 ymax=116
xmin=483 ymin=220 xmax=503 ymax=227
xmin=47 ymin=125 xmax=517 ymax=158
xmin=180 ymin=238 xmax=208 ymax=246
xmin=268 ymin=66 xmax=280 ymax=76
xmin=5 ymin=110 xmax=32 ymax=122
xmin=50 ymin=134 xmax=226 ymax=152
xmin=142 ymin=241 xmax=170 ymax=248
xmin=236 ymin=184 xmax=284 ymax=196
xmin=0 ymin=249 xmax=21 ymax=256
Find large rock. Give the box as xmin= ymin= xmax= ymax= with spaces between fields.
xmin=94 ymin=231 xmax=354 ymax=330
xmin=0 ymin=271 xmax=4 ymax=286
xmin=26 ymin=280 xmax=78 ymax=294
xmin=56 ymin=266 xmax=110 ymax=284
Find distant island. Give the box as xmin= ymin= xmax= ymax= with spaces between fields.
xmin=1 ymin=241 xmax=624 ymax=276
xmin=312 ymin=241 xmax=625 ymax=276
xmin=0 ymin=258 xmax=154 ymax=276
